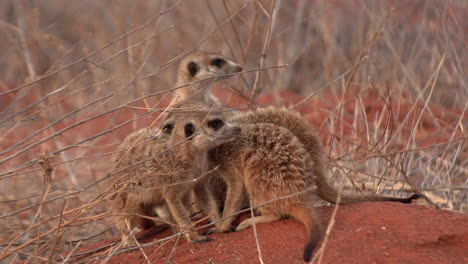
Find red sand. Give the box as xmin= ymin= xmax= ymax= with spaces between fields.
xmin=75 ymin=203 xmax=467 ymax=264
xmin=3 ymin=86 xmax=466 ymax=263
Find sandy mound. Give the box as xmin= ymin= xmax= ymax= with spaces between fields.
xmin=73 ymin=203 xmax=467 ymax=263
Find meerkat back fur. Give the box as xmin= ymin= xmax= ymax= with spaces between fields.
xmin=230 ymin=106 xmax=420 ymax=205
xmin=110 ymin=102 xmax=241 ymax=246
xmin=209 ymin=122 xmax=322 ymax=262
xmin=175 ymin=51 xmax=242 ymax=106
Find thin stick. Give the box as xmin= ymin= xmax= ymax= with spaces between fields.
xmin=311 ymin=188 xmax=341 ymax=263
xmin=249 ymin=200 xmax=265 ymax=264
xmin=249 ymin=0 xmax=281 ymax=104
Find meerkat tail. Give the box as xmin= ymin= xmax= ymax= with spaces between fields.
xmin=317 ymin=185 xmax=420 ymax=205
xmin=288 ymin=205 xmax=322 ymax=262
xmin=314 ymin=162 xmax=419 ymax=205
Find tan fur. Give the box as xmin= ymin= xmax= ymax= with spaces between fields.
xmin=110 ymin=102 xmax=241 ymax=246
xmin=174 ymin=51 xmax=242 ymax=106
xmin=175 ymin=52 xmax=415 ymax=205
xmin=208 ymin=123 xmax=322 ymax=261
xmin=204 ymin=106 xmax=418 ymax=261
xmin=229 ymin=106 xmax=419 ymax=205
xmin=172 ymin=51 xmax=241 ymax=210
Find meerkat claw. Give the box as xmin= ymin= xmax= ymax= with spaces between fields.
xmin=202 ymin=228 xmax=218 ymax=235
xmin=202 ymin=226 xmax=233 ymax=235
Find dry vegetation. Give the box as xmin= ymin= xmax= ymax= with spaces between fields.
xmin=0 ymin=0 xmax=466 ymax=263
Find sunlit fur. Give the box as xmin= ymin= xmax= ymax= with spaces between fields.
xmin=175 ymin=51 xmax=242 ymax=106
xmin=209 ymin=122 xmax=322 ymax=262
xmin=109 ymin=102 xmax=241 ymax=246
xmin=225 ymin=106 xmax=419 ymax=205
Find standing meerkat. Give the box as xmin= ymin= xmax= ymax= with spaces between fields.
xmin=208 ymin=122 xmax=323 ymax=262
xmin=174 ymin=51 xmax=242 ymax=106
xmin=230 ymin=106 xmax=420 ymax=205
xmin=169 ymin=51 xmax=242 ymax=209
xmin=110 ymin=102 xmax=241 ymax=246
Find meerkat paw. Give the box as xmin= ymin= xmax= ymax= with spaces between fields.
xmin=202 ymin=228 xmax=220 ymax=235
xmin=202 ymin=226 xmax=234 ymax=235
xmin=121 ymin=238 xmax=138 ymax=248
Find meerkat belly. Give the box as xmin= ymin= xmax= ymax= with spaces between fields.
xmin=241 ymin=124 xmax=313 ymax=200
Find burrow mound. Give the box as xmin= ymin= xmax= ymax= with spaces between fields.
xmin=74 ymin=203 xmax=467 ymax=264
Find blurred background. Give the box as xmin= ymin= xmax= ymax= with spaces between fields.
xmin=0 ymin=0 xmax=466 ymax=262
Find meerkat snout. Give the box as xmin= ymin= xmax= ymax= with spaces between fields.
xmin=217 ymin=121 xmax=242 ymax=139
xmin=198 ymin=117 xmax=241 ymax=147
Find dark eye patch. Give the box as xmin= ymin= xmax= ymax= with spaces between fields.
xmin=184 ymin=123 xmax=195 ymax=139
xmin=163 ymin=123 xmax=174 ymax=134
xmin=211 ymin=58 xmax=226 ymax=68
xmin=208 ymin=119 xmax=224 ymax=131
xmin=188 ymin=61 xmax=199 ymax=77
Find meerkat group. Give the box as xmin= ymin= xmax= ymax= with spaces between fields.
xmin=109 ymin=52 xmax=243 ymax=246
xmin=110 ymin=102 xmax=241 ymax=246
xmin=109 ymin=51 xmax=419 ymax=261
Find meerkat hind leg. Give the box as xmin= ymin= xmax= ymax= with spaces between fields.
xmin=236 ymin=214 xmax=282 ymax=231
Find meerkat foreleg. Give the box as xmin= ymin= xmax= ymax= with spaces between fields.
xmin=117 ymin=221 xmax=138 ymax=247
xmin=193 ymin=182 xmax=222 ymax=228
xmin=216 ymin=177 xmax=247 ymax=232
xmin=164 ymin=190 xmax=212 ymax=243
xmin=113 ymin=195 xmax=144 ymax=247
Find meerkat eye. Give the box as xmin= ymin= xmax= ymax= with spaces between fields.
xmin=187 ymin=61 xmax=199 ymax=77
xmin=211 ymin=58 xmax=226 ymax=68
xmin=163 ymin=123 xmax=174 ymax=134
xmin=207 ymin=119 xmax=224 ymax=131
xmin=184 ymin=123 xmax=195 ymax=139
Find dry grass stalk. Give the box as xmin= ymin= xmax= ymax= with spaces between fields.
xmin=0 ymin=1 xmax=466 ymax=262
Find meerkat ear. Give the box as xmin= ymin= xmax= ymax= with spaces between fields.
xmin=187 ymin=61 xmax=199 ymax=77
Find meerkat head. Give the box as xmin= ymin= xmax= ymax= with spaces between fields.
xmin=178 ymin=51 xmax=242 ymax=83
xmin=162 ymin=102 xmax=241 ymax=155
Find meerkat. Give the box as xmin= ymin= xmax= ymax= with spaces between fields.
xmin=174 ymin=51 xmax=242 ymax=106
xmin=199 ymin=107 xmax=418 ymax=219
xmin=229 ymin=106 xmax=420 ymax=205
xmin=110 ymin=102 xmax=241 ymax=246
xmin=207 ymin=122 xmax=323 ymax=262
